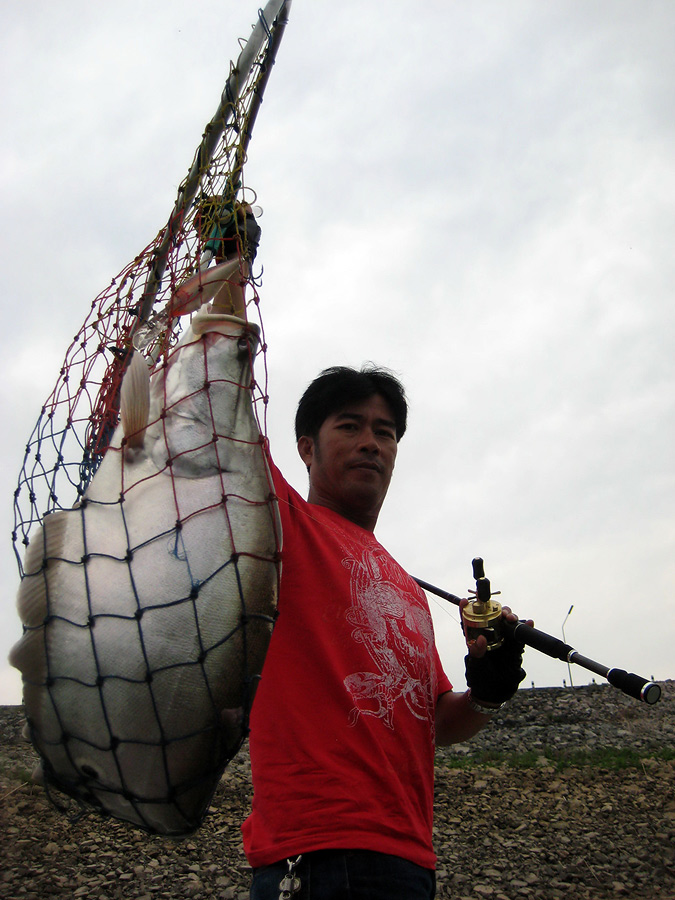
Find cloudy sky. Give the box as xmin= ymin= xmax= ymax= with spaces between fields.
xmin=1 ymin=0 xmax=673 ymax=707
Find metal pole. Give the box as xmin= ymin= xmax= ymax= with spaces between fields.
xmin=562 ymin=604 xmax=574 ymax=687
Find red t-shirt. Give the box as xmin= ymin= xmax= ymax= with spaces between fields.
xmin=241 ymin=463 xmax=452 ymax=869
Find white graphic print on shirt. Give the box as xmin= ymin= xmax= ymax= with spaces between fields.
xmin=340 ymin=540 xmax=437 ymax=730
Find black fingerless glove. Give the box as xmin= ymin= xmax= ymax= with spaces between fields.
xmin=465 ymin=633 xmax=526 ymax=705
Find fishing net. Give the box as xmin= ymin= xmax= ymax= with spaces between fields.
xmin=10 ymin=1 xmax=290 ymax=836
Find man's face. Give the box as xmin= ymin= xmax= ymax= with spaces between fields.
xmin=297 ymin=394 xmax=398 ymax=531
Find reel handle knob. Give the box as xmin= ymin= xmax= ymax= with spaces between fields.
xmin=463 ymin=557 xmax=504 ymax=650
xmin=472 ymin=557 xmax=485 ymax=579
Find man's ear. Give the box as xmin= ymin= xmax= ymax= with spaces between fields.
xmin=297 ymin=435 xmax=314 ymax=469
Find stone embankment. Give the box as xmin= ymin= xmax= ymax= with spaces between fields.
xmin=1 ymin=681 xmax=674 ymax=899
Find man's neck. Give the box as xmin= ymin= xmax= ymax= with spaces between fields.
xmin=306 ymin=491 xmax=379 ymax=532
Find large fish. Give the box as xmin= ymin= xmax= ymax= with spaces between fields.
xmin=10 ymin=270 xmax=280 ymax=835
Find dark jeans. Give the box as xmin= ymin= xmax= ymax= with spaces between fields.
xmin=250 ymin=849 xmax=436 ymax=899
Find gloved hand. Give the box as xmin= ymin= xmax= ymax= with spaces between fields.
xmin=460 ymin=600 xmax=528 ymax=705
xmin=464 ymin=632 xmax=526 ymax=705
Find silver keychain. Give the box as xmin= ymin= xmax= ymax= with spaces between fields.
xmin=278 ymin=855 xmax=302 ymax=900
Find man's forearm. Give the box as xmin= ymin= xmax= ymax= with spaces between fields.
xmin=435 ymin=689 xmax=500 ymax=746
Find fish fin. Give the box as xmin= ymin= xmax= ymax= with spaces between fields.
xmin=15 ymin=510 xmax=68 ymax=626
xmin=10 ymin=511 xmax=69 ymax=680
xmin=9 ymin=630 xmax=47 ymax=695
xmin=170 ymin=257 xmax=243 ymax=316
xmin=121 ymin=351 xmax=150 ymax=449
xmin=210 ymin=258 xmax=249 ymax=317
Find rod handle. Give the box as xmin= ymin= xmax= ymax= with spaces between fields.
xmin=506 ymin=621 xmax=661 ymax=704
xmin=604 ymin=668 xmax=661 ymax=705
xmin=506 ymin=620 xmax=572 ymax=661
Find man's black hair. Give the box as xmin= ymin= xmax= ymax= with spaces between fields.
xmin=294 ymin=365 xmax=408 ymax=442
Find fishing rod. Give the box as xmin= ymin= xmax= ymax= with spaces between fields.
xmin=415 ymin=558 xmax=661 ymax=705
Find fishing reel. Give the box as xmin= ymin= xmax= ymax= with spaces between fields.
xmin=461 ymin=557 xmax=504 ymax=650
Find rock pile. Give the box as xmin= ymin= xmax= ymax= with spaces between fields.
xmin=454 ymin=679 xmax=675 ymax=757
xmin=1 ymin=681 xmax=673 ymax=899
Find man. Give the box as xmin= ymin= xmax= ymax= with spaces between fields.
xmin=243 ymin=366 xmax=526 ymax=899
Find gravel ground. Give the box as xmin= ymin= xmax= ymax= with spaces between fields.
xmin=2 ymin=682 xmax=674 ymax=899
